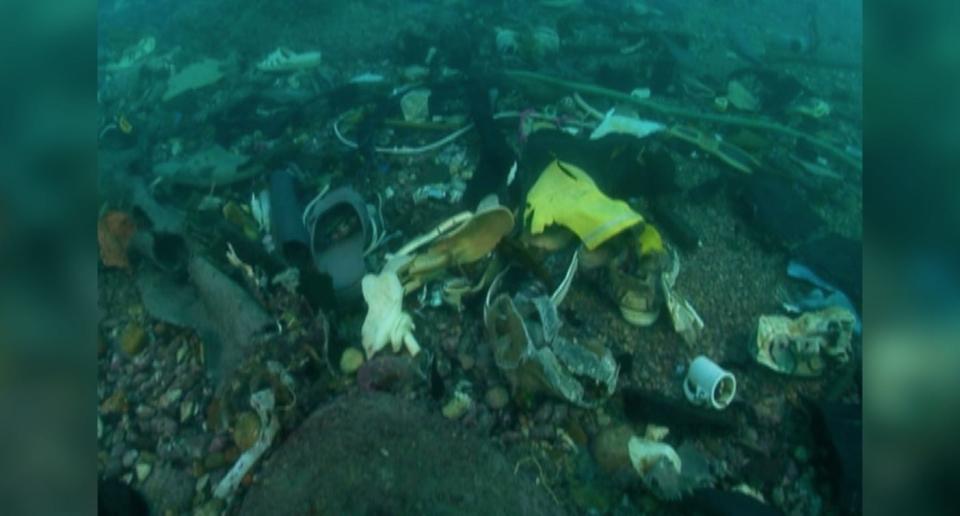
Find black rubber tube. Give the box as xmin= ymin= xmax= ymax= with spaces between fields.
xmin=269 ymin=169 xmax=311 ymax=264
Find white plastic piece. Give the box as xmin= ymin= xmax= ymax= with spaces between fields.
xmin=256 ymin=48 xmax=322 ymax=72
xmin=589 ymin=109 xmax=665 ymax=140
xmin=213 ymin=389 xmax=279 ymax=499
xmin=628 ymin=436 xmax=682 ymax=475
xmin=105 ymin=36 xmax=156 ymax=71
xmin=250 ymin=190 xmax=271 ymax=233
xmin=400 ymin=89 xmax=431 ymax=122
xmin=494 ymin=28 xmax=519 ymax=54
xmin=349 ymin=73 xmax=385 ymax=84
xmin=361 ymin=272 xmax=421 ymax=359
xmin=630 ymin=88 xmax=651 ymax=99
xmin=683 ymin=356 xmax=736 ymax=410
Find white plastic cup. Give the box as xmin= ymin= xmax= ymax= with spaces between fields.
xmin=683 ymin=356 xmax=736 ymax=410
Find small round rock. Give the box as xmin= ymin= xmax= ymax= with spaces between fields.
xmin=484 ymin=386 xmax=510 ymax=410
xmin=340 ymin=348 xmax=365 ymax=375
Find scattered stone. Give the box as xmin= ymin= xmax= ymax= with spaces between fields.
xmin=194 ymin=498 xmax=225 ymax=516
xmin=122 ymin=449 xmax=140 ymax=468
xmin=458 ymin=352 xmax=475 ymax=371
xmin=441 ymin=391 xmax=473 ymax=420
xmin=135 ymin=405 xmax=156 ymax=419
xmin=135 ymin=462 xmax=152 ymax=482
xmin=180 ymin=400 xmax=195 ymax=423
xmin=591 ymin=424 xmax=634 ymax=475
xmin=339 ymin=347 xmax=365 ymax=375
xmin=232 ymin=411 xmax=261 ymax=451
xmin=204 ymin=452 xmax=227 ymax=471
xmin=119 ymin=322 xmax=147 ymax=356
xmin=100 ymin=389 xmax=128 ymax=415
xmin=484 ymin=386 xmax=510 ymax=410
xmin=151 ymin=416 xmax=178 ymax=437
xmin=157 ymin=388 xmax=183 ymax=410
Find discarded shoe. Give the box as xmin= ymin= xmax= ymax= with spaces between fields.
xmin=304 ymin=187 xmax=371 ymax=297
xmin=603 ymin=230 xmax=668 ymax=327
xmin=256 ymin=47 xmax=322 ymax=72
xmin=390 ymin=197 xmax=514 ymax=293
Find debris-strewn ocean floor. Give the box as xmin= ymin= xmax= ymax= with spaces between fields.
xmin=98 ymin=1 xmax=862 ymax=515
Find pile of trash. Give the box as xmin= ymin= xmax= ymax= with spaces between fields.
xmin=97 ymin=2 xmax=862 ymax=514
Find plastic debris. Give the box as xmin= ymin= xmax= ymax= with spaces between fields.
xmin=726 ymin=80 xmax=760 ymax=111
xmin=484 ymin=257 xmax=618 ymax=408
xmin=105 ymin=36 xmax=156 ymax=71
xmin=525 ymin=159 xmax=643 ymax=250
xmin=683 ymin=356 xmax=736 ymax=410
xmin=256 ymin=48 xmax=322 ymax=72
xmin=661 ymin=250 xmax=704 ymax=344
xmin=163 ymin=58 xmax=224 ymax=101
xmin=98 ymin=211 xmax=137 ymax=269
xmin=153 ymin=145 xmax=251 ymax=186
xmin=361 ymin=271 xmax=421 ymax=359
xmin=589 ymin=109 xmax=665 ymax=140
xmin=754 ymin=306 xmax=856 ymax=377
xmin=400 ymin=88 xmax=431 ymax=122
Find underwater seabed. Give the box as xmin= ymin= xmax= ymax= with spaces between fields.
xmin=97 ymin=0 xmax=862 ymax=514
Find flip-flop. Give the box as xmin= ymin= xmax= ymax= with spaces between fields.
xmin=303 ymin=187 xmax=371 ymax=298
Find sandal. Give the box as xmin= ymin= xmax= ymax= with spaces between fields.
xmin=303 ymin=187 xmax=371 ymax=298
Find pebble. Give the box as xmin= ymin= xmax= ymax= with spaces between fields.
xmin=100 ymin=389 xmax=128 ymax=414
xmin=484 ymin=386 xmax=510 ymax=410
xmin=534 ymin=403 xmax=554 ymax=423
xmin=135 ymin=462 xmax=152 ymax=482
xmin=436 ymin=356 xmax=452 ymax=378
xmin=122 ymin=449 xmax=140 ymax=468
xmin=591 ymin=424 xmax=635 ymax=474
xmin=135 ymin=404 xmax=156 ymax=419
xmin=530 ymin=424 xmax=554 ymax=440
xmin=203 ymin=452 xmax=227 ymax=471
xmin=151 ymin=416 xmax=178 ymax=437
xmin=551 ymin=404 xmax=569 ymax=424
xmin=194 ymin=498 xmax=225 ymax=516
xmin=141 ymin=463 xmax=195 ymax=513
xmin=232 ymin=411 xmax=261 ymax=451
xmin=179 ymin=400 xmax=195 ymax=423
xmin=208 ymin=434 xmax=227 ymax=454
xmin=339 ymin=348 xmax=365 ymax=375
xmin=119 ymin=322 xmax=147 ymax=356
xmin=457 ymin=352 xmax=475 ymax=371
xmin=441 ymin=391 xmax=473 ymax=420
xmin=157 ymin=388 xmax=182 ymax=410
xmin=196 ymin=473 xmax=210 ymax=493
